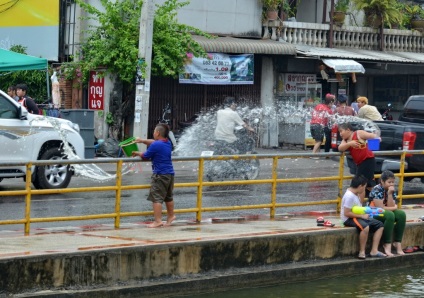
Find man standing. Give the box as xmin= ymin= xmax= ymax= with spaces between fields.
xmin=214 ymin=96 xmax=254 ymax=152
xmin=310 ymin=93 xmax=335 ymax=157
xmin=16 ymin=83 xmax=40 ymax=114
xmin=132 ymin=123 xmax=175 ymax=228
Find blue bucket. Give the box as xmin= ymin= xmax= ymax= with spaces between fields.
xmin=368 ymin=138 xmax=380 ymax=151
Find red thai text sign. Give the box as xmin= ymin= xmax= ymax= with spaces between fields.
xmin=88 ymin=71 xmax=104 ymax=110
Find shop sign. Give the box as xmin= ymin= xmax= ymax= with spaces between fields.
xmin=179 ymin=53 xmax=254 ymax=85
xmin=283 ymin=74 xmax=316 ymax=94
xmin=88 ymin=71 xmax=104 ymax=110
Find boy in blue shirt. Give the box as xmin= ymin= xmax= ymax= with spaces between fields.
xmin=133 ymin=124 xmax=175 ymax=228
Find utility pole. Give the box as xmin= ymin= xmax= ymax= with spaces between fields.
xmin=134 ymin=0 xmax=154 ymax=151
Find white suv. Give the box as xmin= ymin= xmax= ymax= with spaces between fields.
xmin=0 ymin=89 xmax=85 ymax=189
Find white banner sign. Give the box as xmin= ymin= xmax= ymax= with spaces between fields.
xmin=283 ymin=74 xmax=316 ymax=94
xmin=179 ymin=53 xmax=254 ymax=85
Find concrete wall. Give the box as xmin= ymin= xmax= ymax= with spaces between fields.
xmin=1 ymin=224 xmax=423 ymax=296
xmin=154 ymin=0 xmax=262 ymax=37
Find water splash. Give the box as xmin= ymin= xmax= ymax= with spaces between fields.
xmin=175 ymin=101 xmax=381 ymax=157
xmin=174 ymin=104 xmax=263 ymax=157
xmin=29 ymin=116 xmax=135 ymax=182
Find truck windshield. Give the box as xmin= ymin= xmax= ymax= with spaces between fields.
xmin=0 ymin=95 xmax=19 ymax=119
xmin=403 ymin=100 xmax=424 ymax=119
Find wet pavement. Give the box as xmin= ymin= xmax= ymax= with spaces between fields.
xmin=1 ymin=205 xmax=423 ymax=260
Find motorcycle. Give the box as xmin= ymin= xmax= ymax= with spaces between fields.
xmin=203 ymin=119 xmax=260 ymax=181
xmin=381 ymin=103 xmax=393 ymax=120
xmin=159 ymin=103 xmax=177 ymax=149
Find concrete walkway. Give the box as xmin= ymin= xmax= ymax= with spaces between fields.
xmin=0 ymin=205 xmax=423 ymax=297
xmin=0 ymin=206 xmax=423 ymax=260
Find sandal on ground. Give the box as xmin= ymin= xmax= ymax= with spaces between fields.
xmin=369 ymin=252 xmax=387 ymax=258
xmin=358 ymin=253 xmax=366 ymax=260
xmin=319 ymin=220 xmax=335 ymax=227
xmin=403 ymin=246 xmax=414 ymax=253
xmin=316 ymin=217 xmax=325 ymax=226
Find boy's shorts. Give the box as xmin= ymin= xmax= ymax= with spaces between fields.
xmin=344 ymin=217 xmax=383 ymax=232
xmin=147 ymin=174 xmax=174 ymax=204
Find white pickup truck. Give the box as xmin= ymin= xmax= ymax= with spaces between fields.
xmin=0 ymin=89 xmax=85 ymax=189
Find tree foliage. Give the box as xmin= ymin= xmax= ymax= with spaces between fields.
xmin=0 ymin=45 xmax=49 ymax=103
xmin=73 ymin=0 xmax=142 ymax=84
xmin=67 ymin=0 xmax=212 ymax=85
xmin=152 ymin=0 xmax=213 ymax=77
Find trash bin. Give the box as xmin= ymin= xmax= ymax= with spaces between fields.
xmin=61 ymin=109 xmax=95 ymax=158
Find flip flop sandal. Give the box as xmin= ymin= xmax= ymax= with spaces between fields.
xmin=403 ymin=246 xmax=414 ymax=253
xmin=316 ymin=217 xmax=325 ymax=225
xmin=358 ymin=253 xmax=366 ymax=260
xmin=369 ymin=252 xmax=387 ymax=258
xmin=413 ymin=246 xmax=420 ymax=252
xmin=323 ymin=220 xmax=335 ymax=227
xmin=317 ymin=220 xmax=335 ymax=228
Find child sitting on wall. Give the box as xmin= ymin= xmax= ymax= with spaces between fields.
xmin=340 ymin=175 xmax=386 ymax=259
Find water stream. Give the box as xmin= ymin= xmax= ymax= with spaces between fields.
xmin=29 ymin=117 xmax=136 ymax=182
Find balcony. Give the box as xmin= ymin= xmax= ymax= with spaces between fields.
xmin=265 ymin=21 xmax=424 ymax=53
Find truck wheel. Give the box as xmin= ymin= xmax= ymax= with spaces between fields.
xmin=33 ymin=147 xmax=72 ymax=189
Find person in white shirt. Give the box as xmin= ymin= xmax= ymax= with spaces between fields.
xmin=214 ymin=97 xmax=254 ymax=152
xmin=341 ymin=175 xmax=386 ymax=259
xmin=357 ymin=96 xmax=383 ymax=121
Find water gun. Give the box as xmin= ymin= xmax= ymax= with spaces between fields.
xmin=352 ymin=206 xmax=385 ymax=218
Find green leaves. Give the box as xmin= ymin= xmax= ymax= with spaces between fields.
xmin=0 ymin=45 xmax=49 ymax=103
xmin=61 ymin=0 xmax=212 ymax=86
xmin=152 ymin=0 xmax=212 ymax=78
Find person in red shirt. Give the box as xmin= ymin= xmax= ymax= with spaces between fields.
xmin=310 ymin=93 xmax=335 ymax=157
xmin=336 ymin=94 xmax=356 ymax=116
xmin=338 ymin=122 xmax=380 ymax=201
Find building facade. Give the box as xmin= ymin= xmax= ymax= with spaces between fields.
xmin=66 ymin=0 xmax=424 ymax=146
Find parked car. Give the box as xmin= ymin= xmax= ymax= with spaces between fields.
xmin=332 ymin=96 xmax=424 ymax=181
xmin=0 ymin=89 xmax=85 ymax=189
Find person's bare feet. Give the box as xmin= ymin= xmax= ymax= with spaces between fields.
xmin=164 ymin=215 xmax=176 ymax=227
xmin=383 ymin=243 xmax=394 ymax=257
xmin=393 ymin=242 xmax=405 ymax=255
xmin=147 ymin=221 xmax=164 ymax=228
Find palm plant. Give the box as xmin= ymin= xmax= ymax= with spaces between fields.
xmin=353 ymin=0 xmax=403 ymax=28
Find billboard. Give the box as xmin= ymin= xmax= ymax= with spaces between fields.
xmin=179 ymin=53 xmax=254 ymax=85
xmin=0 ymin=0 xmax=59 ymax=60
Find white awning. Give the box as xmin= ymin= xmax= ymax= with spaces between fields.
xmin=322 ymin=59 xmax=365 ymax=73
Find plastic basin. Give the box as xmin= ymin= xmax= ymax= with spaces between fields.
xmin=119 ymin=137 xmax=138 ymax=157
xmin=368 ymin=138 xmax=380 ymax=151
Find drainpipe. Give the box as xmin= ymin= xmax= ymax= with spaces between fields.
xmin=380 ymin=21 xmax=384 ymax=51
xmin=329 ymin=0 xmax=334 ymax=48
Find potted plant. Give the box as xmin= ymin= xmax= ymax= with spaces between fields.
xmin=259 ymin=0 xmax=282 ymax=20
xmin=404 ymin=3 xmax=424 ymax=30
xmin=280 ymin=0 xmax=294 ymax=21
xmin=332 ymin=0 xmax=350 ymax=25
xmin=353 ymin=0 xmax=403 ymax=28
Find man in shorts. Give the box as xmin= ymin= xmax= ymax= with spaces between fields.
xmin=310 ymin=94 xmax=334 ymax=158
xmin=132 ymin=123 xmax=175 ymax=228
xmin=341 ymin=175 xmax=386 ymax=259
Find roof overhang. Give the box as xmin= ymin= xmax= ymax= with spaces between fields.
xmin=296 ymin=45 xmax=424 ymax=64
xmin=322 ymin=59 xmax=365 ymax=73
xmin=192 ymin=35 xmax=297 ymax=55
